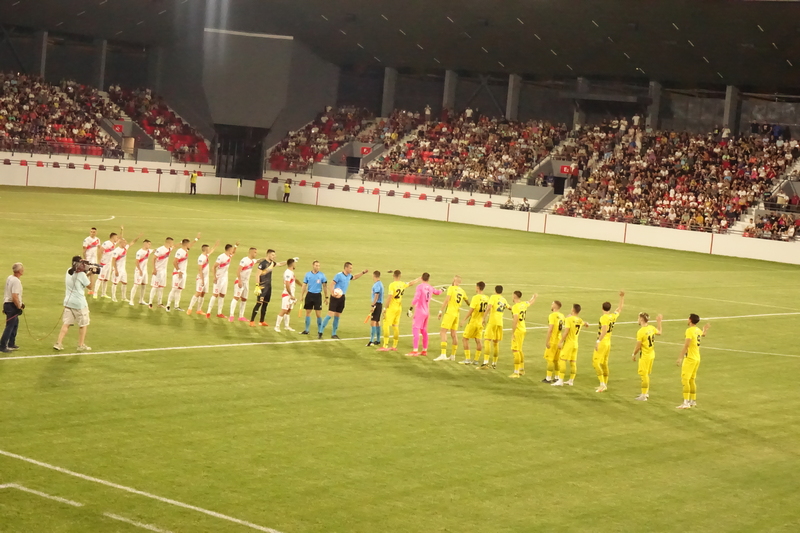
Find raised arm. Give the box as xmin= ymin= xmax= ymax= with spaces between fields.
xmin=655 ymin=314 xmax=663 ymax=335
xmin=352 ymin=268 xmax=369 ymax=280
xmin=615 ymin=291 xmax=625 ymax=314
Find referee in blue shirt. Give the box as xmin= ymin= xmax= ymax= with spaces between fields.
xmin=299 ymin=260 xmax=328 ymax=334
xmin=318 ymin=262 xmax=369 ymax=339
xmin=367 ymin=271 xmax=385 ymax=346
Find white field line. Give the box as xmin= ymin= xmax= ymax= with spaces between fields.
xmin=1 ymin=483 xmax=84 ymax=507
xmin=1 ymin=312 xmax=797 ymax=363
xmin=0 ymin=449 xmax=282 ymax=533
xmin=614 ymin=335 xmax=800 ymax=359
xmin=103 ymin=512 xmax=173 ymax=533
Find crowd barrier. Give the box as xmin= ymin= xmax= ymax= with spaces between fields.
xmin=262 ymin=178 xmax=800 ymax=266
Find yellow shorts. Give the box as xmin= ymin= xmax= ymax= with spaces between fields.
xmin=592 ymin=341 xmax=611 ymax=365
xmin=638 ymin=355 xmax=655 ymax=376
xmin=560 ymin=341 xmax=578 ymax=361
xmin=385 ymin=307 xmax=401 ymax=327
xmin=681 ymin=358 xmax=700 ymax=381
xmin=543 ymin=344 xmax=561 ymax=361
xmin=511 ymin=330 xmax=526 ymax=352
xmin=483 ymin=323 xmax=503 ymax=341
xmin=441 ymin=313 xmax=459 ymax=331
xmin=463 ymin=321 xmax=483 ymax=339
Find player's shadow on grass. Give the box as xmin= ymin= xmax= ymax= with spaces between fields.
xmin=36 ymin=355 xmax=82 ymax=389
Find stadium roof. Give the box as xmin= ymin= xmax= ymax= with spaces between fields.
xmin=3 ymin=0 xmax=800 ymax=91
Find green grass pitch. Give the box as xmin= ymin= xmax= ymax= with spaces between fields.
xmin=1 ymin=185 xmax=799 ymax=533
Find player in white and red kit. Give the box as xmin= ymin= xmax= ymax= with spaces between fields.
xmin=148 ymin=237 xmax=174 ymax=308
xmin=274 ymin=258 xmax=298 ymax=332
xmin=166 ymin=234 xmax=200 ymax=312
xmin=186 ymin=241 xmax=218 ymax=315
xmin=94 ymin=230 xmax=122 ymax=299
xmin=229 ymin=247 xmax=258 ymax=322
xmin=82 ymin=227 xmax=100 ymax=295
xmin=129 ymin=240 xmax=152 ymax=305
xmin=206 ymin=242 xmax=239 ymax=318
xmin=111 ymin=233 xmax=140 ymax=302
xmin=406 ymin=273 xmax=443 ymax=356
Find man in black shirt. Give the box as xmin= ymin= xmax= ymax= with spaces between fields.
xmin=249 ymin=249 xmax=287 ymax=326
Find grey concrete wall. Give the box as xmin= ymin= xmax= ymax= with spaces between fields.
xmin=45 ymin=42 xmax=94 ymax=85
xmin=395 ymin=74 xmax=443 ymax=115
xmin=337 ymin=69 xmax=383 ymax=114
xmin=456 ymin=78 xmax=507 ymax=116
xmin=105 ymin=47 xmax=148 ymax=89
xmin=518 ymin=84 xmax=573 ymax=126
xmin=661 ymin=92 xmax=725 ymax=133
xmin=741 ymin=99 xmax=800 ymax=130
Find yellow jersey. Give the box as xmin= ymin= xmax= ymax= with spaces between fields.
xmin=548 ymin=311 xmax=565 ymax=344
xmin=636 ymin=324 xmax=659 ymax=358
xmin=468 ymin=294 xmax=489 ymax=324
xmin=444 ymin=285 xmax=468 ymax=316
xmin=685 ymin=326 xmax=703 ymax=361
xmin=387 ymin=281 xmax=410 ymax=310
xmin=512 ymin=301 xmax=529 ymax=332
xmin=563 ymin=315 xmax=586 ymax=345
xmin=597 ymin=312 xmax=620 ymax=343
xmin=486 ymin=294 xmax=509 ymax=326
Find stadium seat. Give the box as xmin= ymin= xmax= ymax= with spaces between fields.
xmin=419 ymin=193 xmax=427 ymax=200
xmin=197 ymin=171 xmax=203 ymax=177
xmin=298 ymin=180 xmax=306 ymax=186
xmin=156 ymin=168 xmax=162 ymax=174
xmin=387 ymin=190 xmax=395 ymax=197
xmin=372 ymin=188 xmax=380 ymax=195
xmin=342 ymin=184 xmax=350 ymax=192
xmin=52 ymin=162 xmax=60 ymax=168
xmin=84 ymin=163 xmax=91 ymax=170
xmin=68 ymin=163 xmax=75 ymax=169
xmin=403 ymin=191 xmax=411 ymax=198
xmin=357 ymin=186 xmax=365 ymax=193
xmin=313 ymin=181 xmax=321 ymax=188
xmin=142 ymin=168 xmax=149 ymax=173
xmin=36 ymin=161 xmax=44 ymax=167
xmin=98 ymin=165 xmax=106 ymax=171
xmin=451 ymin=197 xmax=459 ymax=204
xmin=271 ymin=177 xmax=279 ymax=183
xmin=2 ymin=159 xmax=10 ymax=165
xmin=467 ymin=199 xmax=476 ymax=206
xmin=435 ymin=195 xmax=443 ymax=202
xmin=484 ymin=201 xmax=492 ymax=208
xmin=113 ymin=165 xmax=120 ymax=172
xmin=19 ymin=160 xmax=27 ymax=167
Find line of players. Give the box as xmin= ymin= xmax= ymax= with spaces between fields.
xmin=82 ymin=227 xmax=710 ymax=408
xmin=370 ymin=273 xmax=709 ymax=408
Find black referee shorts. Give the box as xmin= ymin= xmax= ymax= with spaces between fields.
xmin=328 ymin=294 xmax=346 ymax=314
xmin=370 ymin=302 xmax=382 ymax=323
xmin=304 ymin=292 xmax=322 ymax=311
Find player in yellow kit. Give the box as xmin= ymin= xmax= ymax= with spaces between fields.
xmin=479 ymin=285 xmax=509 ymax=369
xmin=378 ymin=270 xmax=420 ymax=351
xmin=631 ymin=312 xmax=663 ymax=401
xmin=593 ymin=291 xmax=625 ymax=392
xmin=459 ymin=282 xmax=489 ymax=365
xmin=542 ymin=301 xmax=566 ymax=384
xmin=434 ymin=275 xmax=468 ymax=362
xmin=509 ymin=291 xmax=538 ymax=378
xmin=554 ymin=304 xmax=588 ymax=386
xmin=676 ymin=313 xmax=710 ymax=409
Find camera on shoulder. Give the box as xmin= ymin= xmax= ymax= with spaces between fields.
xmin=72 ymin=258 xmax=101 ymax=275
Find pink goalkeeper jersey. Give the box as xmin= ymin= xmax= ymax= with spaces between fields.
xmin=412 ymin=282 xmax=442 ymax=316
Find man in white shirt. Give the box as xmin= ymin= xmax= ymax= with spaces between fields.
xmin=82 ymin=227 xmax=100 ymax=295
xmin=229 ymin=247 xmax=258 ymax=322
xmin=275 ymin=258 xmax=297 ymax=332
xmin=129 ymin=240 xmax=152 ymax=305
xmin=206 ymin=242 xmax=239 ymax=318
xmin=94 ymin=229 xmax=122 ymax=299
xmin=148 ymin=237 xmax=174 ymax=308
xmin=54 ymin=257 xmax=91 ymax=352
xmin=186 ymin=241 xmax=218 ymax=315
xmin=111 ymin=234 xmax=140 ymax=302
xmin=166 ymin=234 xmax=201 ymax=312
xmin=1 ymin=262 xmax=24 ymax=353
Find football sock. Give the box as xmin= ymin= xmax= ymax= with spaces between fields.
xmin=250 ymin=303 xmax=261 ymax=321
xmin=148 ymin=287 xmax=157 ymax=305
xmin=440 ymin=342 xmax=448 ymax=356
xmin=316 ymin=317 xmax=322 ymax=329
xmin=593 ymin=359 xmax=604 ymax=383
xmin=173 ymin=289 xmax=182 ymax=308
xmin=373 ymin=325 xmax=380 ymax=342
xmin=420 ymin=329 xmax=428 ymax=350
xmin=451 ymin=344 xmax=458 ymax=357
xmin=569 ymin=361 xmax=577 ymax=380
xmin=474 ymin=349 xmax=482 ymax=362
xmin=381 ymin=324 xmax=389 ymax=347
xmin=275 ymin=314 xmax=282 ymax=327
xmin=320 ymin=316 xmax=331 ymax=334
xmin=230 ymin=300 xmax=238 ymax=317
xmin=216 ymin=298 xmax=224 ymax=315
xmin=369 ymin=327 xmax=375 ymax=343
xmin=392 ymin=326 xmax=400 ymax=348
xmin=641 ymin=373 xmax=650 ymax=395
xmin=305 ymin=316 xmax=311 ymax=332
xmin=188 ymin=295 xmax=198 ymax=311
xmin=283 ymin=315 xmax=290 ymax=328
xmin=546 ymin=361 xmax=555 ymax=380
xmin=260 ymin=304 xmax=268 ymax=323
xmin=689 ymin=378 xmax=697 ymax=400
xmin=464 ymin=349 xmax=471 ymax=361
xmin=493 ymin=343 xmax=500 ymax=363
xmin=112 ymin=284 xmax=118 ymax=300
xmin=197 ymin=296 xmax=204 ymax=310
xmin=94 ymin=278 xmax=102 ymax=295
xmin=332 ymin=316 xmax=340 ymax=335
xmin=557 ymin=360 xmax=565 ymax=380
xmin=129 ymin=286 xmax=137 ymax=304
xmin=121 ymin=284 xmax=127 ymax=300
xmin=412 ymin=327 xmax=420 ymax=351
xmin=513 ymin=350 xmax=522 ymax=373
xmin=519 ymin=350 xmax=525 ymax=372
xmin=238 ymin=301 xmax=246 ymax=318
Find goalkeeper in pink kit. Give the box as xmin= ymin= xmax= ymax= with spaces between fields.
xmin=405 ymin=273 xmax=442 ymax=357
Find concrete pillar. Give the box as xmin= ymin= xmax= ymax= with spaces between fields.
xmin=146 ymin=46 xmax=164 ymax=94
xmin=647 ymin=81 xmax=662 ymax=130
xmin=381 ymin=67 xmax=397 ymax=118
xmin=92 ymin=39 xmax=108 ymax=90
xmin=505 ymin=74 xmax=522 ymax=121
xmin=443 ymin=69 xmax=458 ymax=112
xmin=573 ymin=77 xmax=589 ymax=128
xmin=723 ymin=85 xmax=740 ymax=133
xmin=32 ymin=30 xmax=47 ymax=78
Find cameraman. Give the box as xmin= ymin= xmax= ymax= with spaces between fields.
xmin=54 ymin=256 xmax=92 ymax=352
xmin=1 ymin=262 xmax=24 ymax=353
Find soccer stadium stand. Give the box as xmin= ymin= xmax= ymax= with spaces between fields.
xmin=554 ymin=123 xmax=797 ymax=237
xmin=267 ymin=106 xmax=374 ymax=172
xmin=364 ymin=112 xmax=568 ymax=194
xmin=107 ymin=85 xmax=211 ymax=163
xmin=357 ymin=109 xmax=424 ymax=147
xmin=0 ymin=72 xmax=122 ymax=157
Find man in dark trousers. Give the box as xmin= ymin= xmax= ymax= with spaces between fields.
xmin=249 ymin=249 xmax=287 ymax=327
xmin=1 ymin=262 xmax=24 ymax=353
